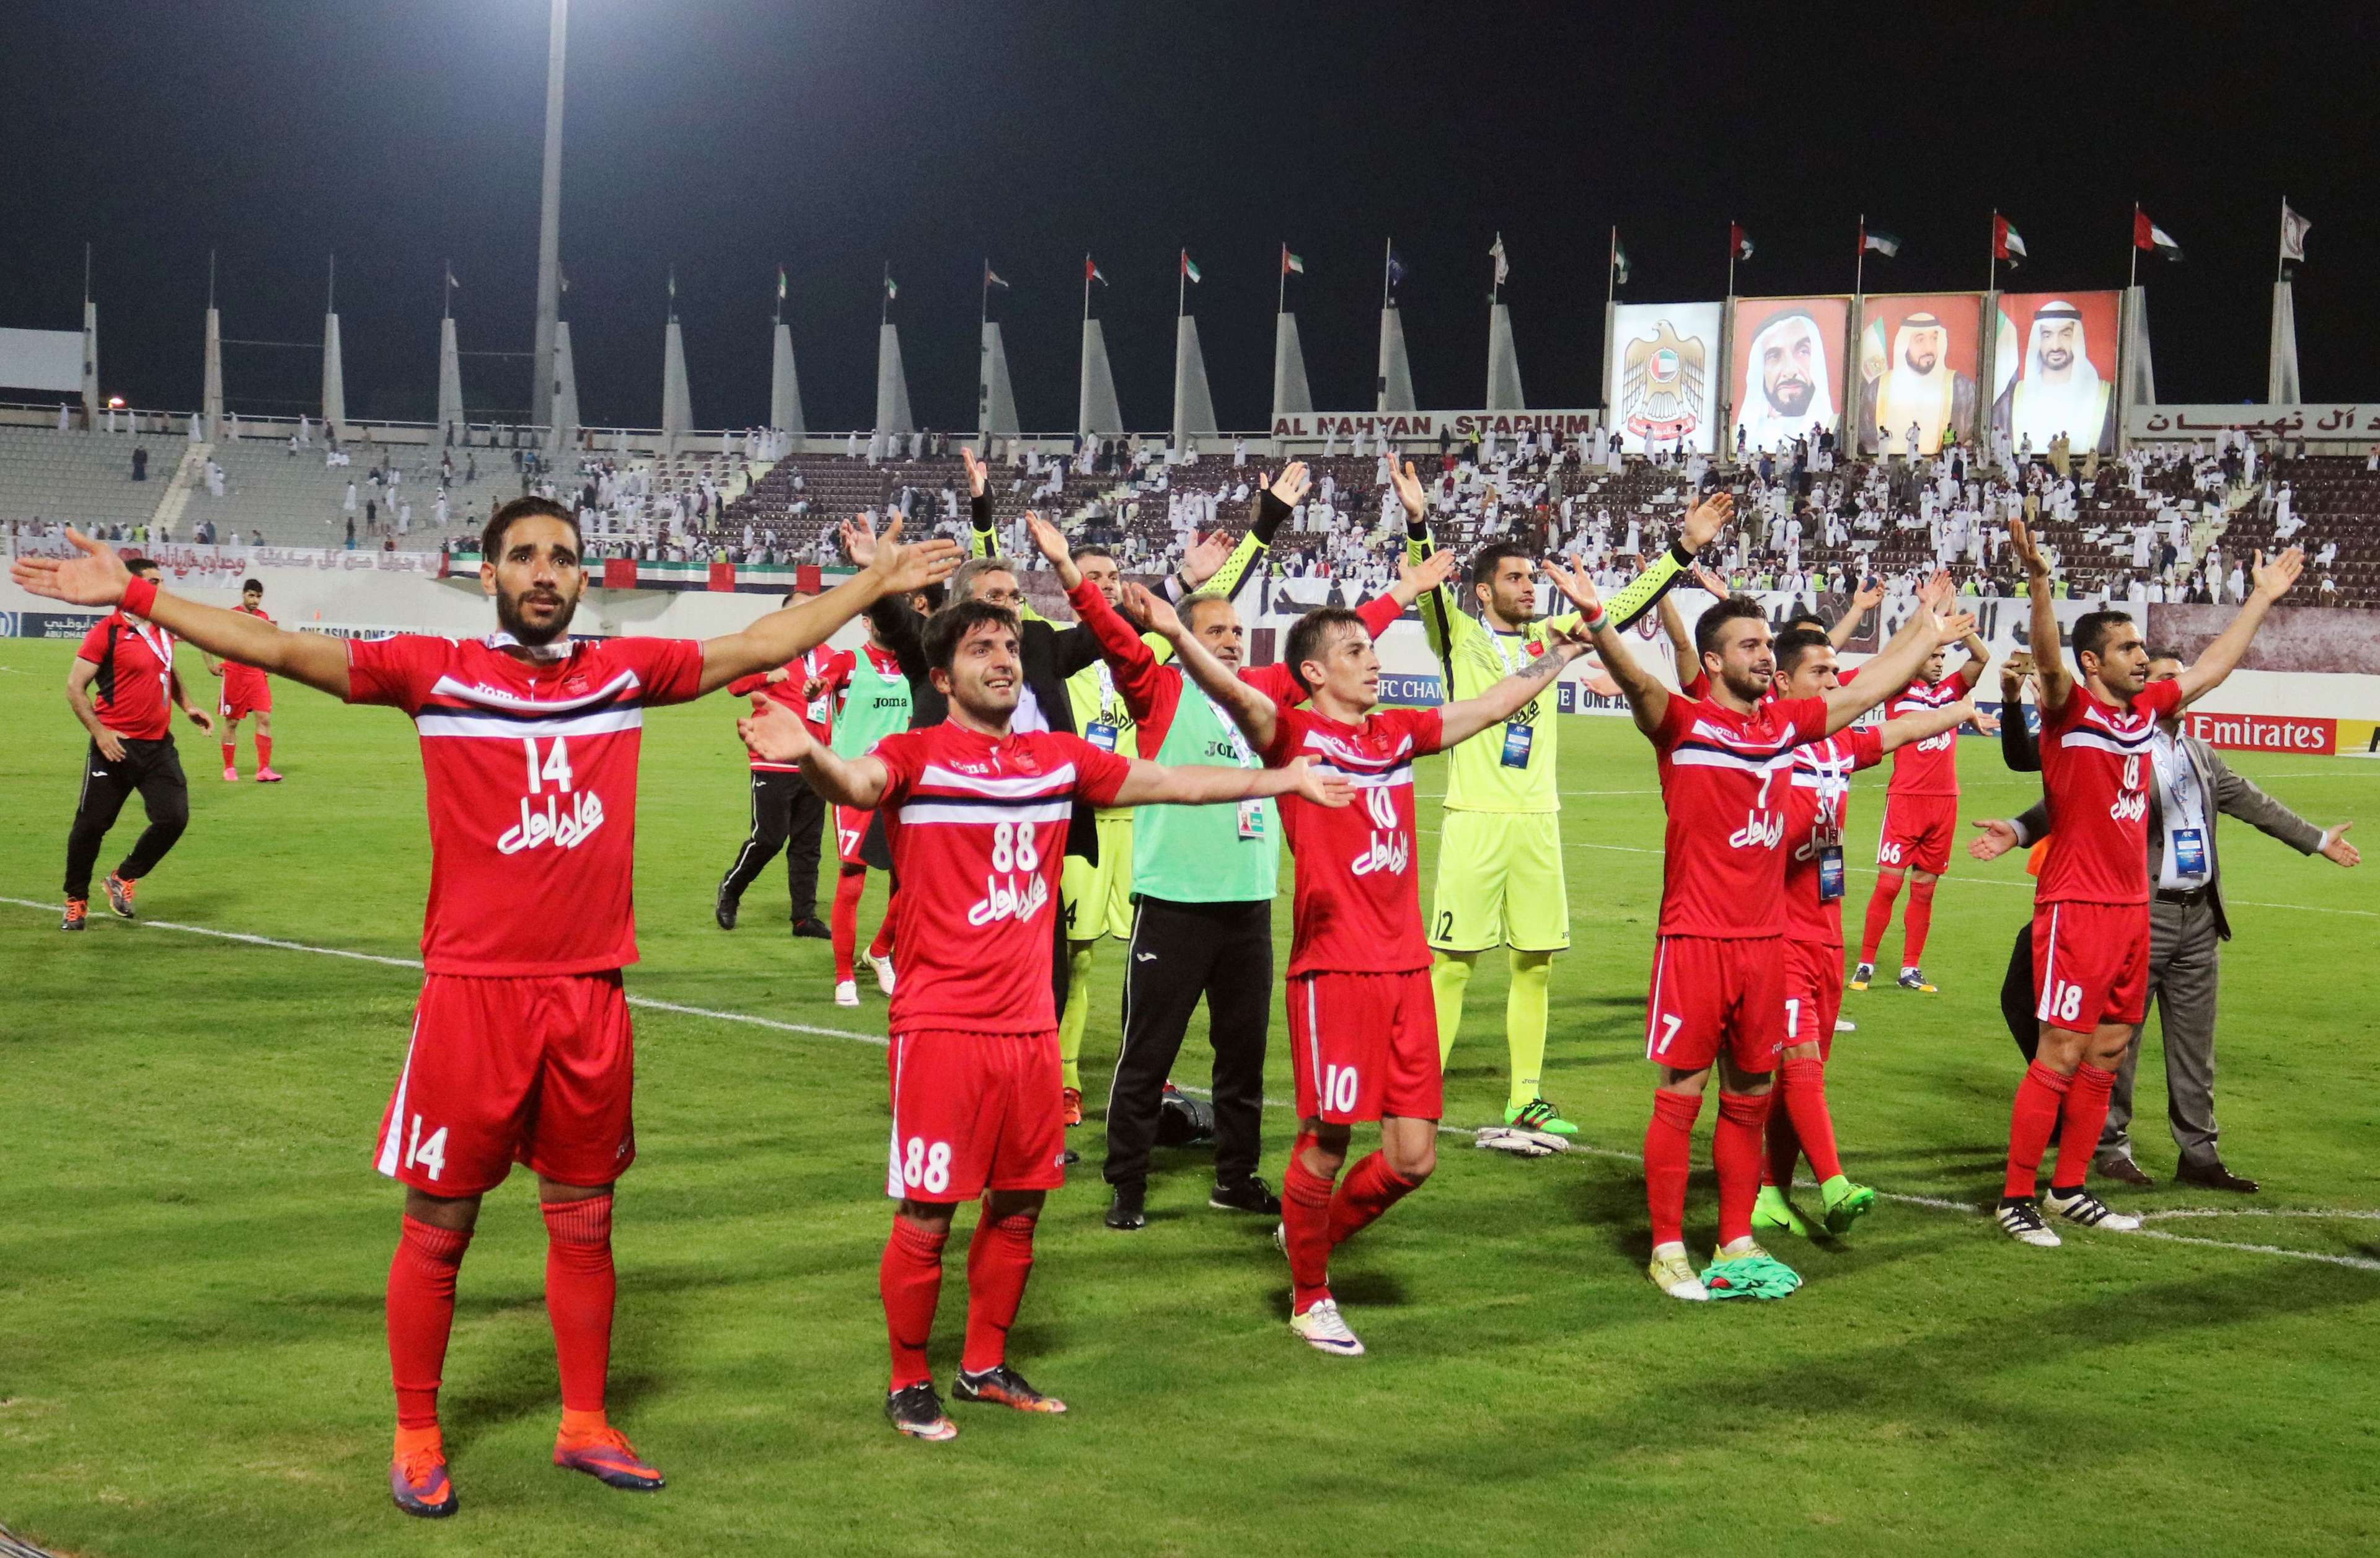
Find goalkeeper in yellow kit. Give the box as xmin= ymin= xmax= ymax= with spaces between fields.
xmin=1395 ymin=461 xmax=1729 ymax=1141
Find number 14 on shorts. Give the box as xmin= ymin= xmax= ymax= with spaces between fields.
xmin=401 ymin=1113 xmax=449 ymax=1181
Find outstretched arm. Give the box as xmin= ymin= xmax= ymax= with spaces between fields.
xmin=1437 ymin=628 xmax=1594 ymax=747
xmin=13 ymin=529 xmax=353 ymax=697
xmin=1598 ymin=491 xmax=1731 ymax=631
xmin=1821 ymin=577 xmax=1976 ymax=735
xmin=736 ymin=697 xmax=890 ymax=807
xmin=699 ymin=520 xmax=959 ymax=694
xmin=1109 ymin=752 xmax=1352 ymax=809
xmin=2174 ymin=547 xmax=2303 ymax=704
xmin=1543 ymin=557 xmax=1668 ymax=737
xmin=1879 ymin=697 xmax=1976 ymax=752
xmin=2008 ymin=516 xmax=2071 ymax=715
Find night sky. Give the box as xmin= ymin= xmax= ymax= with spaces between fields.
xmin=6 ymin=1 xmax=2373 ymax=431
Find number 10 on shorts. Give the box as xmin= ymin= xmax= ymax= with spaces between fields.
xmin=1322 ymin=1063 xmax=1360 ymax=1115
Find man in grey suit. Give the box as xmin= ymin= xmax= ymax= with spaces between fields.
xmin=1973 ymin=654 xmax=2360 ymax=1192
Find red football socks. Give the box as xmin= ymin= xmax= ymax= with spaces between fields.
xmin=220 ymin=741 xmax=236 ymax=771
xmin=2004 ymin=1060 xmax=2073 ymax=1199
xmin=960 ymin=1210 xmax=1038 ymax=1375
xmin=1713 ymin=1090 xmax=1773 ymax=1247
xmin=1777 ymin=1056 xmax=1843 ymax=1184
xmin=1762 ymin=1092 xmax=1801 ymax=1189
xmin=387 ymin=1216 xmax=472 ymax=1432
xmin=2049 ymin=1063 xmax=2118 ymax=1194
xmin=1644 ymin=1089 xmax=1702 ymax=1248
xmin=1280 ymin=1135 xmax=1337 ymax=1314
xmin=1859 ymin=874 xmax=1902 ymax=963
xmin=540 ymin=1195 xmax=615 ymax=1417
xmin=1902 ymin=878 xmax=1937 ymax=967
xmin=256 ymin=735 xmax=273 ymax=769
xmin=831 ymin=868 xmax=866 ymax=981
xmin=879 ymin=1216 xmax=948 ymax=1390
xmin=870 ymin=887 xmax=897 ymax=960
xmin=1325 ymin=1151 xmax=1420 ymax=1248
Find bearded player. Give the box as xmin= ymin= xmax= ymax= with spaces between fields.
xmin=1755 ymin=627 xmax=1975 ymax=1241
xmin=1850 ymin=619 xmax=1990 ymax=994
xmin=1404 ymin=464 xmax=1730 ymax=1144
xmin=1548 ymin=559 xmax=1973 ymax=1300
xmin=1161 ymin=575 xmax=1631 ymax=1355
xmin=1993 ymin=518 xmax=2298 ymax=1247
xmin=738 ymin=597 xmax=1355 ymax=1438
xmin=12 ymin=501 xmax=959 ymax=1516
xmin=201 ymin=577 xmax=284 ymax=781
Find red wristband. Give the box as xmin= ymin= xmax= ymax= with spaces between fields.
xmin=122 ymin=574 xmax=160 ymax=617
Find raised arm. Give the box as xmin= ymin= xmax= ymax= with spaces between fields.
xmin=2173 ymin=547 xmax=2303 ymax=704
xmin=1599 ymin=491 xmax=1730 ymax=631
xmin=1879 ymin=696 xmax=1977 ymax=752
xmin=959 ymin=446 xmax=996 ymax=557
xmin=1657 ymin=588 xmax=1700 ymax=689
xmin=1543 ymin=557 xmax=1668 ymax=737
xmin=1109 ymin=751 xmax=1352 ymax=810
xmin=1154 ymin=603 xmax=1278 ymax=754
xmin=736 ymin=697 xmax=890 ymax=807
xmin=1077 ymin=579 xmax=1171 ymax=724
xmin=699 ymin=520 xmax=958 ymax=694
xmin=1818 ymin=577 xmax=1976 ymax=735
xmin=1997 ymin=652 xmax=2042 ymax=773
xmin=1393 ymin=459 xmax=1468 ymax=666
xmin=13 ymin=530 xmax=353 ymax=697
xmin=1188 ymin=463 xmax=1309 ymax=603
xmin=2008 ymin=515 xmax=2071 ymax=715
xmin=1830 ymin=577 xmax=1883 ymax=650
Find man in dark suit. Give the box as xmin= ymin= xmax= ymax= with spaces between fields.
xmin=1973 ymin=652 xmax=2359 ymax=1192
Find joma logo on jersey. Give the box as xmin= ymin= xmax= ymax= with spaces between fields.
xmin=500 ymin=790 xmax=606 ymax=854
xmin=967 ymin=872 xmax=1051 ymax=927
xmin=1729 ymin=810 xmax=1787 ymax=850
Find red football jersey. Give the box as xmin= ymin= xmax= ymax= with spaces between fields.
xmin=875 ymin=722 xmax=1131 ymax=1034
xmin=1882 ymin=672 xmax=1973 ymax=796
xmin=1260 ymin=704 xmax=1445 ymax=976
xmin=221 ymin=604 xmax=274 ymax=702
xmin=345 ymin=632 xmax=707 ymax=975
xmin=1650 ymin=692 xmax=1830 ymax=938
xmin=1782 ymin=727 xmax=1884 ymax=945
xmin=2035 ymin=678 xmax=2183 ymax=906
xmin=77 ymin=613 xmax=177 ymax=740
xmin=728 ymin=644 xmax=852 ymax=772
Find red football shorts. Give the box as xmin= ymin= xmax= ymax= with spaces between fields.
xmin=1876 ymin=792 xmax=1956 ymax=875
xmin=1645 ymin=934 xmax=1787 ymax=1074
xmin=835 ymin=804 xmax=872 ymax=867
xmin=886 ymin=1028 xmax=1065 ymax=1203
xmin=219 ymin=670 xmax=271 ymax=722
xmin=375 ymin=971 xmax=636 ymax=1196
xmin=1285 ymin=970 xmax=1442 ymax=1124
xmin=1783 ymin=937 xmax=1846 ymax=1062
xmin=2032 ymin=899 xmax=2152 ymax=1035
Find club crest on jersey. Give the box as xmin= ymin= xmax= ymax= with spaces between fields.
xmin=968 ymin=872 xmax=1051 ymax=927
xmin=499 ymin=790 xmax=606 ymax=855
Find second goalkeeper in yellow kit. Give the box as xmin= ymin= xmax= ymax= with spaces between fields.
xmin=1397 ymin=461 xmax=1730 ymax=1143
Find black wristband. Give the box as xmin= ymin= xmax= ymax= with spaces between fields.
xmin=1669 ymin=541 xmax=1696 ymax=566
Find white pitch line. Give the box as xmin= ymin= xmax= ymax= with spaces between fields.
xmin=9 ymin=895 xmax=2375 ymax=1273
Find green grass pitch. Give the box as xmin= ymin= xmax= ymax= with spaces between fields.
xmin=2 ymin=635 xmax=2376 ymax=1557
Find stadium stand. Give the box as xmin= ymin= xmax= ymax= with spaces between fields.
xmin=0 ymin=426 xmax=170 ymax=533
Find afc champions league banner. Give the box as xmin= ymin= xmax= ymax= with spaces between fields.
xmin=1856 ymin=294 xmax=1982 ymax=458
xmin=1729 ymin=296 xmax=1850 ymax=454
xmin=1605 ymin=301 xmax=1722 ymax=454
xmin=1993 ymin=291 xmax=2120 ymax=454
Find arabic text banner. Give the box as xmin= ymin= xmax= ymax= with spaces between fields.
xmin=2129 ymin=404 xmax=2380 ymax=441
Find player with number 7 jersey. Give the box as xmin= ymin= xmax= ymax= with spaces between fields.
xmin=6 ymin=497 xmax=963 ymax=1516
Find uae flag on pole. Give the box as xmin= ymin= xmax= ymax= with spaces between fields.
xmin=1730 ymin=223 xmax=1754 ymax=261
xmin=883 ymin=273 xmax=897 ymax=299
xmin=1180 ymin=250 xmax=1202 ymax=284
xmin=1611 ymin=231 xmax=1631 ymax=285
xmin=1085 ymin=255 xmax=1107 ymax=286
xmin=1861 ymin=224 xmax=1902 ymax=258
xmin=2135 ymin=209 xmax=2184 ymax=261
xmin=1281 ymin=245 xmax=1305 ymax=276
xmin=1993 ymin=214 xmax=2027 ymax=265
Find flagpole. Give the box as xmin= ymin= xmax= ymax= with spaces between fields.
xmin=1381 ymin=236 xmax=1391 ymax=311
xmin=1277 ymin=243 xmax=1286 ymax=317
xmin=2277 ymin=196 xmax=2286 ymax=283
xmin=1988 ymin=211 xmax=1997 ymax=294
xmin=881 ymin=261 xmax=889 ymax=325
xmin=1605 ymin=226 xmax=1616 ymax=308
xmin=2128 ymin=204 xmax=2140 ymax=291
xmin=1726 ymin=223 xmax=1735 ymax=301
xmin=1856 ymin=213 xmax=1866 ymax=298
xmin=980 ymin=259 xmax=989 ymax=337
xmin=1490 ymin=231 xmax=1501 ymax=305
xmin=1177 ymin=249 xmax=1186 ymax=321
xmin=1082 ymin=254 xmax=1091 ymax=325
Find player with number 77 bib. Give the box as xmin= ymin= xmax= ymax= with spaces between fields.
xmin=1156 ymin=576 xmax=1610 ymax=1359
xmin=1545 ymin=557 xmax=1976 ymax=1303
xmin=737 ymin=595 xmax=1355 ymax=1442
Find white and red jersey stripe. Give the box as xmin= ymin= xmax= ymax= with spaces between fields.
xmin=2035 ymin=679 xmax=2182 ymax=906
xmin=873 ymin=722 xmax=1131 ymax=1034
xmin=1882 ymin=672 xmax=1975 ymax=797
xmin=1783 ymin=726 xmax=1884 ymax=946
xmin=1650 ymin=691 xmax=1829 ymax=938
xmin=345 ymin=632 xmax=706 ymax=975
xmin=1260 ymin=704 xmax=1445 ymax=976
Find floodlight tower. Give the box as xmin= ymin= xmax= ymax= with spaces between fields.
xmin=529 ymin=0 xmax=568 ymax=431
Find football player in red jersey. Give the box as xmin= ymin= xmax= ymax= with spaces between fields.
xmin=13 ymin=501 xmax=959 ymax=1516
xmin=1756 ymin=627 xmax=1975 ymax=1242
xmin=1851 ymin=619 xmax=1991 ymax=994
xmin=1548 ymin=559 xmax=1974 ymax=1301
xmin=1991 ymin=518 xmax=2300 ymax=1247
xmin=738 ymin=596 xmax=1353 ymax=1440
xmin=1157 ymin=570 xmax=1610 ymax=1357
xmin=202 ymin=578 xmax=283 ymax=781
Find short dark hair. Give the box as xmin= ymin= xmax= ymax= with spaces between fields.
xmin=125 ymin=557 xmax=161 ymax=579
xmin=1470 ymin=541 xmax=1531 ymax=589
xmin=241 ymin=578 xmax=263 ymax=595
xmin=1782 ymin=611 xmax=1827 ymax=632
xmin=1284 ymin=606 xmax=1367 ymax=695
xmin=480 ymin=495 xmax=580 ymax=561
xmin=1070 ymin=544 xmax=1116 ymax=566
xmin=2146 ymin=644 xmax=2184 ymax=665
xmin=2071 ymin=609 xmax=2135 ymax=663
xmin=1773 ymin=625 xmax=1833 ymax=675
xmin=922 ymin=598 xmax=1020 ymax=675
xmin=1695 ymin=596 xmax=1767 ymax=660
xmin=1181 ymin=590 xmax=1235 ymax=631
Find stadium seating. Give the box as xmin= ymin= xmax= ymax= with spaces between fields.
xmin=0 ymin=426 xmax=169 ymax=533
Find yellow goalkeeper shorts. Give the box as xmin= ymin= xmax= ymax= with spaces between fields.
xmin=1061 ymin=813 xmax=1135 ymax=943
xmin=1428 ymin=810 xmax=1569 ymax=954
